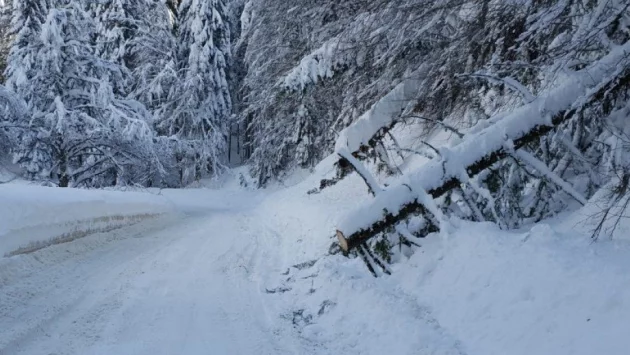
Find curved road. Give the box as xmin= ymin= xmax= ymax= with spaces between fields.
xmin=0 ymin=191 xmax=300 ymax=355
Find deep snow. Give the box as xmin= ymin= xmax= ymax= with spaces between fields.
xmin=0 ymin=184 xmax=174 ymax=257
xmin=1 ymin=167 xmax=630 ymax=354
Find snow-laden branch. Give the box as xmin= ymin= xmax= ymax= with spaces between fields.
xmin=0 ymin=85 xmax=27 ymax=121
xmin=335 ymin=74 xmax=421 ymax=154
xmin=336 ymin=41 xmax=630 ymax=253
xmin=309 ymin=73 xmax=423 ymax=194
xmin=513 ymin=149 xmax=588 ymax=205
xmin=337 ymin=148 xmax=383 ymax=196
xmin=458 ymin=73 xmax=536 ymax=103
xmin=279 ymin=12 xmax=380 ymax=91
xmin=280 ymin=37 xmax=356 ymax=91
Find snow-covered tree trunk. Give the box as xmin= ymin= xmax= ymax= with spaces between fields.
xmin=337 ymin=43 xmax=630 ymax=253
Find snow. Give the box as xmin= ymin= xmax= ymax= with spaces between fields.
xmin=251 ymin=167 xmax=630 ymax=355
xmin=335 ymin=74 xmax=421 ymax=154
xmin=0 ymin=184 xmax=173 ymax=257
xmin=0 ymin=189 xmax=295 ymax=354
xmin=514 ymin=149 xmax=588 ymax=205
xmin=3 ymin=0 xmax=629 ymax=351
xmin=397 ymin=221 xmax=630 ymax=355
xmin=337 ymin=40 xmax=630 ymax=236
xmin=0 ymin=165 xmax=630 ymax=354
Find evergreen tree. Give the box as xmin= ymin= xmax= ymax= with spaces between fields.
xmin=128 ymin=0 xmax=178 ymax=114
xmin=0 ymin=84 xmax=27 ymax=160
xmin=4 ymin=0 xmax=50 ymax=91
xmin=0 ymin=1 xmax=13 ymax=83
xmin=237 ymin=0 xmax=630 ymax=240
xmin=90 ymin=0 xmax=157 ymax=96
xmin=8 ymin=3 xmax=155 ymax=187
xmin=157 ymin=0 xmax=232 ymax=185
xmin=91 ymin=0 xmax=138 ymax=66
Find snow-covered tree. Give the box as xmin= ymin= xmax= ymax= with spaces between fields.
xmin=8 ymin=4 xmax=156 ymax=187
xmin=236 ymin=0 xmax=334 ymax=185
xmin=91 ymin=0 xmax=140 ymax=66
xmin=89 ymin=0 xmax=162 ymax=96
xmin=230 ymin=0 xmax=630 ymax=258
xmin=0 ymin=84 xmax=27 ymax=161
xmin=0 ymin=1 xmax=13 ymax=83
xmin=156 ymin=0 xmax=232 ymax=185
xmin=128 ymin=0 xmax=178 ymax=114
xmin=4 ymin=0 xmax=50 ymax=91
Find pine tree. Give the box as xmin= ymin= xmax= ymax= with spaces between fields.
xmin=0 ymin=1 xmax=13 ymax=83
xmin=157 ymin=0 xmax=232 ymax=185
xmin=8 ymin=3 xmax=155 ymax=187
xmin=4 ymin=0 xmax=50 ymax=91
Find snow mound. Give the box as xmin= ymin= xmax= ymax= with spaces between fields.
xmin=395 ymin=221 xmax=630 ymax=355
xmin=0 ymin=185 xmax=174 ymax=257
xmin=254 ymin=162 xmax=630 ymax=355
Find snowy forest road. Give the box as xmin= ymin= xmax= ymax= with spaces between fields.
xmin=0 ymin=190 xmax=301 ymax=355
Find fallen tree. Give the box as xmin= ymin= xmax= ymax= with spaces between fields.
xmin=336 ymin=42 xmax=630 ymax=254
xmin=309 ymin=74 xmax=422 ymax=194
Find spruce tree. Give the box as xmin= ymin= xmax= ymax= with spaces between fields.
xmin=90 ymin=0 xmax=156 ymax=96
xmin=157 ymin=0 xmax=232 ymax=185
xmin=128 ymin=0 xmax=178 ymax=113
xmin=0 ymin=1 xmax=13 ymax=82
xmin=4 ymin=0 xmax=50 ymax=91
xmin=8 ymin=3 xmax=154 ymax=187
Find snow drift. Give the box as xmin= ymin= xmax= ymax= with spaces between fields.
xmin=256 ymin=164 xmax=630 ymax=355
xmin=0 ymin=185 xmax=173 ymax=257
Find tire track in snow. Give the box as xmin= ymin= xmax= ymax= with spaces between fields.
xmin=0 ymin=200 xmax=308 ymax=355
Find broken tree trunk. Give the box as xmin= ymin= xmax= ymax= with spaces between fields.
xmin=311 ymin=76 xmax=421 ymax=194
xmin=336 ymin=44 xmax=630 ymax=253
xmin=310 ymin=121 xmax=398 ymax=194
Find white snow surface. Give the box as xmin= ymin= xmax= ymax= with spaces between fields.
xmin=1 ymin=165 xmax=630 ymax=354
xmin=335 ymin=74 xmax=421 ymax=154
xmin=0 ymin=184 xmax=174 ymax=257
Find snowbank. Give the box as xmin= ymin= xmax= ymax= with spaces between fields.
xmin=0 ymin=184 xmax=174 ymax=257
xmin=396 ymin=221 xmax=630 ymax=355
xmin=254 ymin=159 xmax=630 ymax=355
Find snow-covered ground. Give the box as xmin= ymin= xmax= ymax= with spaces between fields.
xmin=0 ymin=184 xmax=174 ymax=257
xmin=1 ymin=166 xmax=630 ymax=354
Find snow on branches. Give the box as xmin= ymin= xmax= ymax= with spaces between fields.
xmin=337 ymin=41 xmax=630 ymax=252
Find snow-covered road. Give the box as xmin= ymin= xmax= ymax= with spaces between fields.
xmin=0 ymin=190 xmax=300 ymax=355
xmin=3 ymin=172 xmax=630 ymax=355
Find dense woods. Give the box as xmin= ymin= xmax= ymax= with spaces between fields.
xmin=1 ymin=0 xmax=629 ymax=256
xmin=0 ymin=0 xmax=232 ymax=188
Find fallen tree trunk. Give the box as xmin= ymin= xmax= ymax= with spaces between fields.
xmin=336 ymin=43 xmax=630 ymax=253
xmin=336 ymin=113 xmax=566 ymax=253
xmin=310 ymin=75 xmax=421 ymax=194
xmin=310 ymin=118 xmax=400 ymax=194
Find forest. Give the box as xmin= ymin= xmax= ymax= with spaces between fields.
xmin=1 ymin=0 xmax=630 ymax=255
xmin=2 ymin=1 xmax=630 ymax=353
